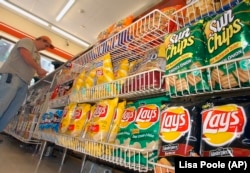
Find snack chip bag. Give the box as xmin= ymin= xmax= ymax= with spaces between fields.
xmin=92 ymin=53 xmax=115 ymax=98
xmin=110 ymin=15 xmax=134 ymax=35
xmin=67 ymin=103 xmax=91 ymax=137
xmin=201 ymin=96 xmax=250 ymax=157
xmin=107 ymin=100 xmax=127 ymax=143
xmin=133 ymin=44 xmax=166 ymax=73
xmin=129 ymin=96 xmax=169 ymax=168
xmin=59 ymin=103 xmax=77 ymax=133
xmin=79 ymin=62 xmax=96 ymax=100
xmin=97 ymin=24 xmax=114 ymax=43
xmin=95 ymin=53 xmax=114 ymax=85
xmin=204 ymin=1 xmax=250 ymax=89
xmin=81 ymin=104 xmax=96 ymax=139
xmin=113 ymin=59 xmax=129 ymax=94
xmin=39 ymin=112 xmax=53 ymax=132
xmin=70 ymin=70 xmax=85 ymax=102
xmin=72 ymin=69 xmax=86 ymax=90
xmin=164 ymin=19 xmax=210 ymax=96
xmin=157 ymin=101 xmax=203 ymax=172
xmin=49 ymin=109 xmax=64 ymax=133
xmin=160 ymin=4 xmax=184 ymax=32
xmin=113 ymin=101 xmax=138 ymax=163
xmin=88 ymin=97 xmax=119 ymax=142
xmin=114 ymin=59 xmax=129 ymax=80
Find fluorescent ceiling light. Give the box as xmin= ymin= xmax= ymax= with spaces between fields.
xmin=56 ymin=0 xmax=75 ymax=22
xmin=51 ymin=26 xmax=90 ymax=47
xmin=0 ymin=0 xmax=49 ymax=26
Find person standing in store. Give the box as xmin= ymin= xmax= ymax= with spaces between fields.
xmin=0 ymin=36 xmax=54 ymax=142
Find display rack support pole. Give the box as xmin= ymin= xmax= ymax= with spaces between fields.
xmin=58 ymin=147 xmax=67 ymax=173
xmin=80 ymin=154 xmax=87 ymax=173
xmin=32 ymin=141 xmax=42 ymax=157
xmin=34 ymin=140 xmax=47 ymax=173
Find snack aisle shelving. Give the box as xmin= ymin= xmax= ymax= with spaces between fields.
xmin=5 ymin=0 xmax=247 ymax=172
xmin=4 ymin=77 xmax=52 ymax=145
xmin=33 ymin=8 xmax=177 ymax=173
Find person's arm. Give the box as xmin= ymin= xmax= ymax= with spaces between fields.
xmin=19 ymin=47 xmax=47 ymax=78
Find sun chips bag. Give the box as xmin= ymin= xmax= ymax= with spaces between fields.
xmin=204 ymin=1 xmax=250 ymax=89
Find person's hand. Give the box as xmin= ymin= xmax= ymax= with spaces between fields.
xmin=37 ymin=68 xmax=48 ymax=78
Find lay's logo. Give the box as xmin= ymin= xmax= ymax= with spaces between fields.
xmin=93 ymin=105 xmax=108 ymax=118
xmin=202 ymin=104 xmax=246 ymax=146
xmin=74 ymin=108 xmax=82 ymax=119
xmin=120 ymin=107 xmax=136 ymax=128
xmin=160 ymin=106 xmax=190 ymax=143
xmin=135 ymin=104 xmax=159 ymax=129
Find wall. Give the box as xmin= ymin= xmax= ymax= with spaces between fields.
xmin=0 ymin=6 xmax=86 ymax=62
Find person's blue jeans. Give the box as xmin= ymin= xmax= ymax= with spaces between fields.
xmin=0 ymin=73 xmax=28 ymax=132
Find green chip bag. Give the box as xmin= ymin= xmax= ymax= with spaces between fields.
xmin=164 ymin=20 xmax=210 ymax=96
xmin=204 ymin=0 xmax=250 ymax=89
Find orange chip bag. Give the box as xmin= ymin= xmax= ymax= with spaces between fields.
xmin=111 ymin=15 xmax=134 ymax=35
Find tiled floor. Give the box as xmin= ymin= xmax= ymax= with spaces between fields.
xmin=0 ymin=133 xmax=84 ymax=173
xmin=0 ymin=134 xmax=130 ymax=173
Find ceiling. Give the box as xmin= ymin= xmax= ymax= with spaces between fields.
xmin=2 ymin=0 xmax=164 ymax=47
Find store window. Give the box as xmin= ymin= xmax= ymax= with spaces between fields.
xmin=0 ymin=36 xmax=58 ymax=86
xmin=29 ymin=55 xmax=57 ymax=86
xmin=0 ymin=37 xmax=15 ymax=68
xmin=0 ymin=37 xmax=56 ymax=73
xmin=40 ymin=56 xmax=55 ymax=74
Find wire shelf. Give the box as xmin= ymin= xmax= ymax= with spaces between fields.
xmin=16 ymin=1 xmax=246 ymax=172
xmin=55 ymin=134 xmax=154 ymax=172
xmin=49 ymin=94 xmax=70 ymax=108
xmin=74 ymin=9 xmax=178 ymax=65
xmin=163 ymin=55 xmax=250 ymax=98
xmin=38 ymin=131 xmax=58 ymax=143
xmin=172 ymin=0 xmax=242 ymax=27
xmin=75 ymin=69 xmax=166 ymax=103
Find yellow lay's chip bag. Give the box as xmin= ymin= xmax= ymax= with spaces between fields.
xmin=80 ymin=104 xmax=96 ymax=139
xmin=108 ymin=100 xmax=127 ymax=144
xmin=113 ymin=59 xmax=129 ymax=95
xmin=79 ymin=62 xmax=96 ymax=100
xmin=92 ymin=53 xmax=115 ymax=99
xmin=67 ymin=103 xmax=91 ymax=137
xmin=59 ymin=103 xmax=77 ymax=133
xmin=87 ymin=97 xmax=119 ymax=142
